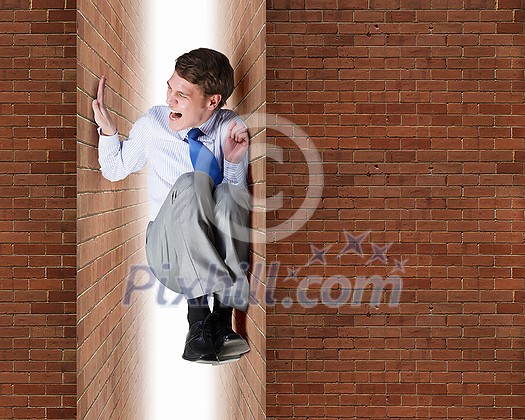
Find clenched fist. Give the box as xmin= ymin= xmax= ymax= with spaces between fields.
xmin=223 ymin=120 xmax=249 ymax=164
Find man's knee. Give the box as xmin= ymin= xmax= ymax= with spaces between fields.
xmin=167 ymin=172 xmax=215 ymax=225
xmin=171 ymin=172 xmax=213 ymax=202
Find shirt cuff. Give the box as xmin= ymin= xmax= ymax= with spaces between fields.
xmin=98 ymin=127 xmax=121 ymax=151
xmin=97 ymin=127 xmax=120 ymax=143
xmin=223 ymin=159 xmax=244 ymax=184
xmin=97 ymin=127 xmax=119 ymax=139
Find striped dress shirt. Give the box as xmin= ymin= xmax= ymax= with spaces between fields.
xmin=98 ymin=105 xmax=248 ymax=220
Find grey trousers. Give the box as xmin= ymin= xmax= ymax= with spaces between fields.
xmin=145 ymin=172 xmax=250 ymax=311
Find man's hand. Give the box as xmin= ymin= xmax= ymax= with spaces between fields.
xmin=224 ymin=120 xmax=249 ymax=164
xmin=92 ymin=76 xmax=117 ymax=136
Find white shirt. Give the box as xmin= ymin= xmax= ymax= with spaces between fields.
xmin=98 ymin=105 xmax=248 ymax=220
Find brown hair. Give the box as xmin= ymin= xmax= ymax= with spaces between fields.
xmin=175 ymin=48 xmax=234 ymax=108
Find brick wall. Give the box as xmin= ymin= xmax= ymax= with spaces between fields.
xmin=0 ymin=1 xmax=76 ymax=419
xmin=76 ymin=0 xmax=152 ymax=418
xmin=214 ymin=0 xmax=267 ymax=419
xmin=267 ymin=1 xmax=525 ymax=419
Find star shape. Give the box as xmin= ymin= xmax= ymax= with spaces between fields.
xmin=308 ymin=244 xmax=331 ymax=265
xmin=392 ymin=257 xmax=408 ymax=274
xmin=366 ymin=242 xmax=391 ymax=265
xmin=338 ymin=230 xmax=370 ymax=258
xmin=286 ymin=267 xmax=299 ymax=282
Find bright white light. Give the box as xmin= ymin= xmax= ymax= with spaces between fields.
xmin=148 ymin=1 xmax=216 ymax=419
xmin=150 ymin=0 xmax=217 ymax=106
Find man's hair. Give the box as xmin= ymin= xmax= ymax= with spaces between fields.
xmin=175 ymin=48 xmax=234 ymax=108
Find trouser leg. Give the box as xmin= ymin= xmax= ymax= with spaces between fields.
xmin=212 ymin=183 xmax=251 ymax=311
xmin=145 ymin=172 xmax=236 ymax=303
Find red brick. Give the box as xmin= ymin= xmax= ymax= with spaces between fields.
xmin=0 ymin=0 xmax=77 ymax=418
xmin=266 ymin=1 xmax=525 ymax=418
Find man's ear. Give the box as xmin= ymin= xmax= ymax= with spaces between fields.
xmin=206 ymin=94 xmax=222 ymax=110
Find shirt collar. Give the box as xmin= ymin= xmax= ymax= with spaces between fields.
xmin=177 ymin=111 xmax=218 ymax=144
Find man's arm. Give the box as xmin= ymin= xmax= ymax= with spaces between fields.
xmin=222 ymin=119 xmax=249 ymax=186
xmin=93 ymin=76 xmax=148 ymax=181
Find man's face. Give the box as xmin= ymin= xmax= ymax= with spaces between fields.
xmin=166 ymin=70 xmax=219 ymax=131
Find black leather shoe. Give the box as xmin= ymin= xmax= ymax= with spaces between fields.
xmin=182 ymin=313 xmax=218 ymax=364
xmin=214 ymin=324 xmax=250 ymax=362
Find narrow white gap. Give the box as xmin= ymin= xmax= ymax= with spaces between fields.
xmin=148 ymin=1 xmax=217 ymax=419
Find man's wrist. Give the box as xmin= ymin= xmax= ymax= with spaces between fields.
xmin=224 ymin=158 xmax=242 ymax=165
xmin=97 ymin=127 xmax=118 ymax=137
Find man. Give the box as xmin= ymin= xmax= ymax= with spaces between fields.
xmin=93 ymin=48 xmax=250 ymax=364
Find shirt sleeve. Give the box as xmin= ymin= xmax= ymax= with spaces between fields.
xmin=98 ymin=113 xmax=150 ymax=182
xmin=223 ymin=153 xmax=248 ymax=186
xmin=220 ymin=112 xmax=249 ymax=187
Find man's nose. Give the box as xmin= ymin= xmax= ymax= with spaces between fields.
xmin=166 ymin=93 xmax=177 ymax=106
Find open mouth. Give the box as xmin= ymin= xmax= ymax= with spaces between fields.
xmin=169 ymin=111 xmax=182 ymax=121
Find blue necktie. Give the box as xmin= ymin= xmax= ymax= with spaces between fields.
xmin=186 ymin=127 xmax=223 ymax=186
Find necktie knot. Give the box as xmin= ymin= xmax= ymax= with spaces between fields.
xmin=187 ymin=127 xmax=203 ymax=141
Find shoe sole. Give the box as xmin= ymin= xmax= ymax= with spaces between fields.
xmin=217 ymin=337 xmax=250 ymax=360
xmin=194 ymin=358 xmax=221 ymax=365
xmin=189 ymin=355 xmax=240 ymax=366
xmin=182 ymin=346 xmax=250 ymax=366
xmin=213 ymin=356 xmax=241 ymax=365
xmin=182 ymin=354 xmax=218 ymax=364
